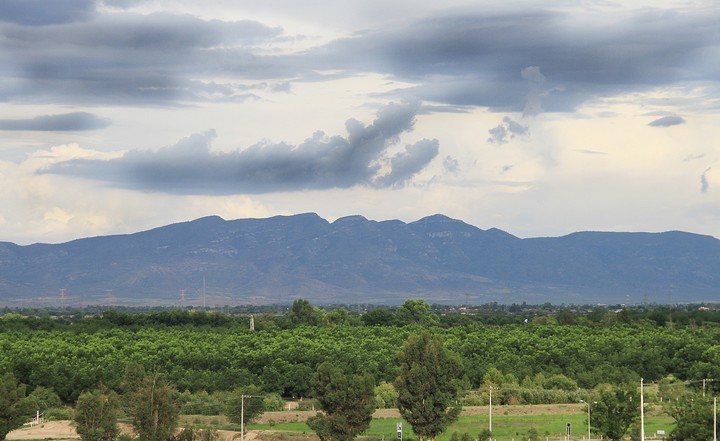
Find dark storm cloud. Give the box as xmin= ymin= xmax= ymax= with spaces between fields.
xmin=0 ymin=112 xmax=111 ymax=131
xmin=41 ymin=101 xmax=439 ymax=194
xmin=648 ymin=115 xmax=686 ymax=127
xmin=0 ymin=11 xmax=284 ymax=105
xmin=102 ymin=0 xmax=149 ymax=8
xmin=2 ymin=5 xmax=719 ymax=109
xmin=310 ymin=8 xmax=720 ymax=112
xmin=0 ymin=0 xmax=96 ymax=26
xmin=375 ymin=139 xmax=439 ymax=188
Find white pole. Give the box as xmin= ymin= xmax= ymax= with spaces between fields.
xmin=587 ymin=402 xmax=591 ymax=441
xmin=241 ymin=395 xmax=245 ymax=441
xmin=714 ymin=396 xmax=717 ymax=441
xmin=489 ymin=385 xmax=493 ymax=433
xmin=640 ymin=378 xmax=645 ymax=441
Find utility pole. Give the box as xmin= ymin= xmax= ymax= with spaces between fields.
xmin=702 ymin=379 xmax=716 ymax=397
xmin=714 ymin=396 xmax=717 ymax=441
xmin=241 ymin=394 xmax=264 ymax=441
xmin=241 ymin=394 xmax=246 ymax=441
xmin=489 ymin=385 xmax=493 ymax=433
xmin=640 ymin=378 xmax=645 ymax=441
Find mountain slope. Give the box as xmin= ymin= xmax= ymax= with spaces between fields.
xmin=1 ymin=214 xmax=718 ymax=306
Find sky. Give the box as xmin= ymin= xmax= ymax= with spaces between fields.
xmin=1 ymin=0 xmax=719 ymax=245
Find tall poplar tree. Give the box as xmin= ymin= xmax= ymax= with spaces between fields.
xmin=0 ymin=372 xmax=34 ymax=441
xmin=125 ymin=370 xmax=178 ymax=441
xmin=74 ymin=386 xmax=121 ymax=441
xmin=394 ymin=333 xmax=462 ymax=441
xmin=307 ymin=362 xmax=376 ymax=441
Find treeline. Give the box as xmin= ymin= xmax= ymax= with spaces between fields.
xmin=1 ymin=299 xmax=719 ymax=404
xmin=3 ymin=300 xmax=720 ymax=330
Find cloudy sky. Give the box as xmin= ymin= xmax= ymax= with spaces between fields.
xmin=1 ymin=0 xmax=719 ymax=245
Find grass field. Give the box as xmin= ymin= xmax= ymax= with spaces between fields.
xmin=247 ymin=407 xmax=675 ymax=441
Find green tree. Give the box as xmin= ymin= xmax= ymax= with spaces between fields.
xmin=288 ymin=299 xmax=325 ymax=326
xmin=666 ymin=393 xmax=714 ymax=441
xmin=591 ymin=384 xmax=640 ymax=441
xmin=1 ymin=372 xmax=34 ymax=441
xmin=361 ymin=308 xmax=395 ymax=326
xmin=657 ymin=376 xmax=688 ymax=402
xmin=557 ymin=308 xmax=577 ymax=325
xmin=307 ymin=362 xmax=376 ymax=441
xmin=327 ymin=308 xmax=351 ymax=326
xmin=374 ymin=382 xmax=398 ymax=409
xmin=482 ymin=367 xmax=505 ymax=388
xmin=395 ymin=299 xmax=438 ymax=326
xmin=478 ymin=429 xmax=492 ymax=441
xmin=74 ymin=386 xmax=121 ymax=441
xmin=126 ymin=371 xmax=178 ymax=441
xmin=543 ymin=374 xmax=578 ymax=391
xmin=225 ymin=385 xmax=265 ymax=426
xmin=394 ymin=333 xmax=462 ymax=441
xmin=175 ymin=428 xmax=219 ymax=441
xmin=27 ymin=386 xmax=62 ymax=414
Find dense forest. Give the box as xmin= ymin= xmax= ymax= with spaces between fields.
xmin=1 ymin=300 xmax=719 ymax=404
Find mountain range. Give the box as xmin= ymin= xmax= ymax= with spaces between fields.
xmin=1 ymin=213 xmax=719 ymax=306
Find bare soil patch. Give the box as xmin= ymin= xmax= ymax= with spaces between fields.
xmin=7 ymin=421 xmax=80 ymax=440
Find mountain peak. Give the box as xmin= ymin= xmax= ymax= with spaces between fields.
xmin=1 ymin=213 xmax=718 ymax=306
xmin=414 ymin=213 xmax=460 ymax=224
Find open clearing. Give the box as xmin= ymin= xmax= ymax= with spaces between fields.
xmin=256 ymin=404 xmax=586 ymax=423
xmin=7 ymin=405 xmax=671 ymax=441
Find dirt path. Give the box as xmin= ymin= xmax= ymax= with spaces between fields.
xmin=7 ymin=421 xmax=80 ymax=440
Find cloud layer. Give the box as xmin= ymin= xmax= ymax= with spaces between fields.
xmin=2 ymin=0 xmax=720 ymax=245
xmin=0 ymin=112 xmax=110 ymax=131
xmin=42 ymin=102 xmax=439 ymax=194
xmin=648 ymin=115 xmax=686 ymax=127
xmin=2 ymin=3 xmax=719 ymax=112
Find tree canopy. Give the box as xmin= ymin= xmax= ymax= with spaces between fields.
xmin=307 ymin=362 xmax=376 ymax=441
xmin=125 ymin=369 xmax=179 ymax=441
xmin=73 ymin=386 xmax=121 ymax=441
xmin=591 ymin=384 xmax=640 ymax=441
xmin=394 ymin=333 xmax=462 ymax=441
xmin=666 ymin=394 xmax=715 ymax=441
xmin=225 ymin=385 xmax=265 ymax=426
xmin=0 ymin=372 xmax=34 ymax=441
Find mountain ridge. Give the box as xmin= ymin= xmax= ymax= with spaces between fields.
xmin=1 ymin=213 xmax=718 ymax=306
